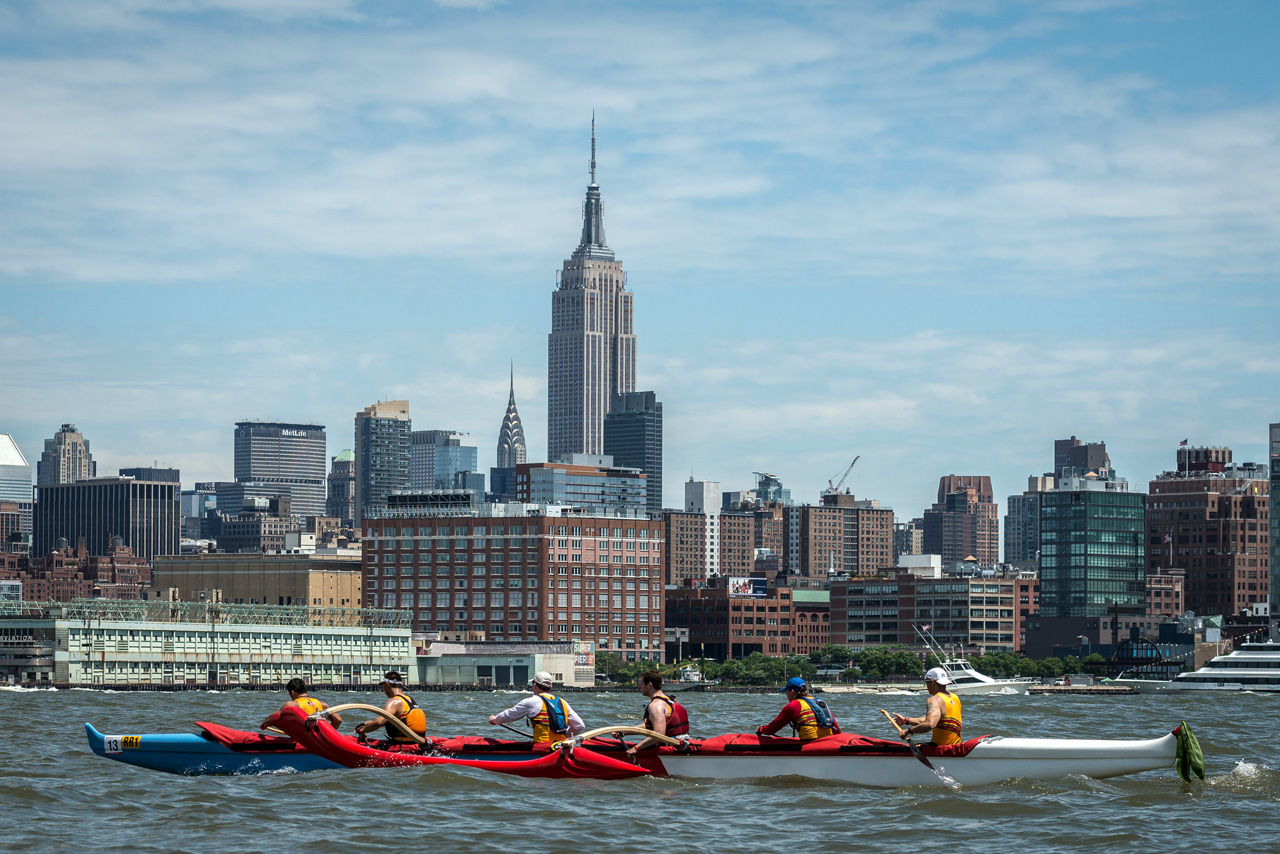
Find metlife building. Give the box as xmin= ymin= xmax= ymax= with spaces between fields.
xmin=233 ymin=422 xmax=327 ymax=518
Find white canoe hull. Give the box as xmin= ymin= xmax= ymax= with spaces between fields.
xmin=658 ymin=733 xmax=1177 ymax=787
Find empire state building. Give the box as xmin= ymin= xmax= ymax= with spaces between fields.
xmin=547 ymin=121 xmax=636 ymax=459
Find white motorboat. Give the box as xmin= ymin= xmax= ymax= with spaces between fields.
xmin=1114 ymin=642 xmax=1280 ymax=693
xmin=916 ymin=626 xmax=1034 ymax=695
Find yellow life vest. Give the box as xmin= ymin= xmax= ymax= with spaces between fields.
xmin=931 ymin=691 xmax=962 ymax=746
xmin=295 ymin=696 xmax=325 ymax=716
xmin=792 ymin=696 xmax=835 ymax=741
xmin=531 ymin=693 xmax=571 ymax=743
xmin=388 ymin=693 xmax=427 ymax=742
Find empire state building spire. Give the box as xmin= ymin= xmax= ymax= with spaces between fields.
xmin=576 ymin=113 xmax=613 ymax=260
xmin=548 ymin=118 xmax=636 ymax=459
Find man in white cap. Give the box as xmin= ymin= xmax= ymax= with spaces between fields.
xmin=488 ymin=670 xmax=586 ymax=745
xmin=891 ymin=667 xmax=962 ymax=746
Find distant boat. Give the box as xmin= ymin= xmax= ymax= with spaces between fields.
xmin=664 ymin=665 xmax=716 ymax=693
xmin=1113 ymin=642 xmax=1280 ymax=693
xmin=916 ymin=626 xmax=1034 ymax=695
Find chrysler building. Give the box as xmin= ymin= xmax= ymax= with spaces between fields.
xmin=547 ymin=119 xmax=636 ymax=459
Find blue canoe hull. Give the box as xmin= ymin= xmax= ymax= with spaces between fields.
xmin=85 ymin=723 xmax=341 ymax=775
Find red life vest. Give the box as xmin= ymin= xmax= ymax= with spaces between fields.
xmin=644 ymin=694 xmax=690 ymax=737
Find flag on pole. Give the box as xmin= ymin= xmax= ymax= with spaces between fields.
xmin=1179 ymin=439 xmax=1188 ymax=446
xmin=1164 ymin=534 xmax=1172 ymax=543
xmin=921 ymin=624 xmax=931 ymax=632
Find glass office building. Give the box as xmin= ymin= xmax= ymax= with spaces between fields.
xmin=1039 ymin=476 xmax=1146 ymax=617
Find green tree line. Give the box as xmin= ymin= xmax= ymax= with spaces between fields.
xmin=596 ymin=646 xmax=1111 ymax=686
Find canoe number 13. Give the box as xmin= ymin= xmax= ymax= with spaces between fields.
xmin=104 ymin=736 xmax=141 ymax=754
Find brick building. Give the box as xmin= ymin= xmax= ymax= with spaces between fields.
xmin=791 ymin=589 xmax=830 ymax=655
xmin=1146 ymin=457 xmax=1269 ymax=617
xmin=665 ymin=579 xmax=794 ymax=659
xmin=363 ymin=504 xmax=664 ymax=663
xmin=831 ymin=569 xmax=1037 ymax=654
xmin=921 ymin=475 xmax=999 ymax=566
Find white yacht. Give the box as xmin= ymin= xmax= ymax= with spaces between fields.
xmin=916 ymin=627 xmax=1034 ymax=695
xmin=1114 ymin=642 xmax=1280 ymax=693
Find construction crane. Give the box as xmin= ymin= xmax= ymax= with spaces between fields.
xmin=823 ymin=456 xmax=859 ymax=496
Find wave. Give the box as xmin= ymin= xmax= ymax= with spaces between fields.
xmin=0 ymin=685 xmax=57 ymax=692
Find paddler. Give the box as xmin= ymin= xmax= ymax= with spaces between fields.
xmin=891 ymin=666 xmax=961 ymax=745
xmin=488 ymin=670 xmax=586 ymax=744
xmin=262 ymin=677 xmax=343 ymax=730
xmin=625 ymin=670 xmax=690 ymax=759
xmin=756 ymin=677 xmax=840 ymax=740
xmin=354 ymin=671 xmax=428 ymax=745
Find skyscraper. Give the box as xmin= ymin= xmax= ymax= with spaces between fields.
xmin=1004 ymin=476 xmax=1054 ymax=564
xmin=354 ymin=401 xmax=410 ymax=527
xmin=1039 ymin=472 xmax=1145 ymax=618
xmin=491 ymin=367 xmax=528 ymax=503
xmin=33 ymin=477 xmax=180 ymax=560
xmin=548 ymin=119 xmax=636 ymax=459
xmin=327 ymin=450 xmax=356 ymax=526
xmin=921 ymin=475 xmax=1000 ymax=566
xmin=603 ymin=391 xmax=662 ymax=517
xmin=410 ymin=430 xmax=479 ymax=491
xmin=233 ymin=421 xmax=327 ymax=518
xmin=496 ymin=366 xmax=527 ymax=469
xmin=37 ymin=424 xmax=95 ymax=485
xmin=0 ymin=434 xmax=33 ymax=535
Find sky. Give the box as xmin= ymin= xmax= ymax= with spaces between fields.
xmin=1 ymin=0 xmax=1278 ymax=537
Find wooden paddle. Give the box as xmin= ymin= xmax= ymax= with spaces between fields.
xmin=880 ymin=708 xmax=958 ymax=788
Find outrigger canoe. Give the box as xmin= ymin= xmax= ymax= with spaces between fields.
xmin=84 ymin=721 xmax=341 ymax=775
xmin=269 ymin=705 xmax=1194 ymax=788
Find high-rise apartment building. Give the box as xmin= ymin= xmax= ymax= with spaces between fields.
xmin=921 ymin=475 xmax=1000 ymax=566
xmin=37 ymin=424 xmax=95 ymax=485
xmin=354 ymin=401 xmax=411 ymax=528
xmin=233 ymin=421 xmax=327 ymax=519
xmin=1271 ymin=423 xmax=1280 ymax=614
xmin=603 ymin=391 xmax=662 ymax=518
xmin=33 ymin=477 xmax=180 ymax=560
xmin=893 ymin=519 xmax=923 ymax=565
xmin=547 ymin=122 xmax=636 ymax=460
xmin=0 ymin=435 xmax=33 ymax=535
xmin=1147 ymin=447 xmax=1269 ymax=616
xmin=820 ymin=493 xmax=895 ymax=577
xmin=362 ymin=504 xmax=664 ymax=662
xmin=326 ymin=450 xmax=356 ymax=526
xmin=410 ymin=430 xmax=479 ymax=492
xmin=1005 ymin=476 xmax=1054 ymax=564
xmin=1038 ymin=473 xmax=1145 ymax=618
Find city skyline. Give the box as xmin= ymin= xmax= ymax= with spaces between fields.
xmin=2 ymin=2 xmax=1278 ymax=523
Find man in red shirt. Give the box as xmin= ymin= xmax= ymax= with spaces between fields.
xmin=757 ymin=677 xmax=840 ymax=740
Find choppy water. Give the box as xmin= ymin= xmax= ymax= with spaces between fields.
xmin=2 ymin=687 xmax=1276 ymax=854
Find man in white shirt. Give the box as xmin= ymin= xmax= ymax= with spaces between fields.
xmin=488 ymin=670 xmax=586 ymax=744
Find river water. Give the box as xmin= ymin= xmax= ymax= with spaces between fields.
xmin=2 ymin=687 xmax=1276 ymax=854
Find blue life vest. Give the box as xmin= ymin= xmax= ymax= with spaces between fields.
xmin=799 ymin=696 xmax=834 ymax=729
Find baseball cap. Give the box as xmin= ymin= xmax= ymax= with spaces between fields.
xmin=924 ymin=667 xmax=952 ymax=685
xmin=780 ymin=676 xmax=807 ymax=693
xmin=530 ymin=670 xmax=554 ymax=688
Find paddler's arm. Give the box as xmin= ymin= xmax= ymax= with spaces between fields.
xmin=627 ymin=700 xmax=667 ymax=754
xmin=321 ymin=704 xmax=343 ymax=728
xmin=489 ymin=695 xmax=539 ymax=726
xmin=756 ymin=701 xmax=798 ymax=737
xmin=261 ymin=700 xmax=295 ymax=729
xmin=897 ymin=696 xmax=944 ymax=735
xmin=565 ymin=704 xmax=586 ymax=736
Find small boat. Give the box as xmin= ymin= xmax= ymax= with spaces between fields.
xmin=1113 ymin=642 xmax=1280 ymax=693
xmin=916 ymin=626 xmax=1034 ymax=695
xmin=663 ymin=665 xmax=717 ymax=693
xmin=272 ymin=706 xmax=1192 ymax=788
xmin=84 ymin=721 xmax=340 ymax=775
